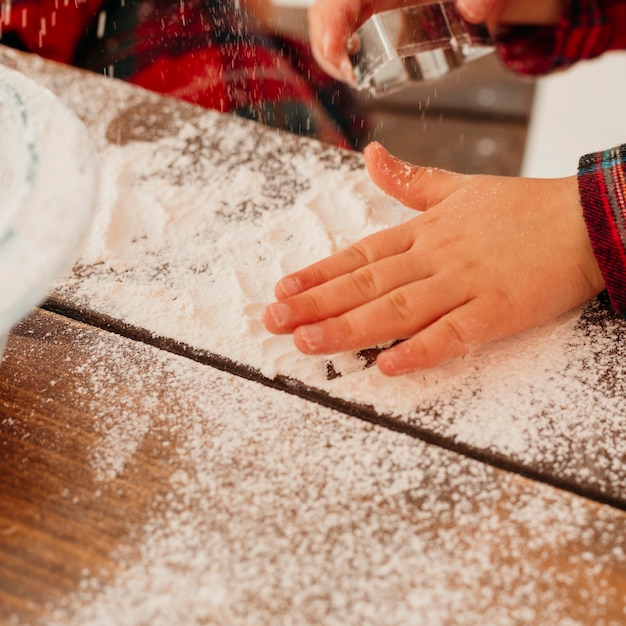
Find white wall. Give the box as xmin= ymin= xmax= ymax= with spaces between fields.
xmin=522 ymin=53 xmax=626 ymax=178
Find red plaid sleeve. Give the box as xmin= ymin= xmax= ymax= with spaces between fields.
xmin=579 ymin=147 xmax=626 ymax=314
xmin=0 ymin=0 xmax=367 ymax=149
xmin=495 ymin=0 xmax=626 ymax=75
xmin=496 ymin=1 xmax=626 ymax=314
xmin=0 ymin=0 xmax=104 ymax=63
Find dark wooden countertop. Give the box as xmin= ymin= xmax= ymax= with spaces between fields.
xmin=1 ymin=45 xmax=625 ymax=625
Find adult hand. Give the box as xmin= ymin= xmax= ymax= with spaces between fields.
xmin=308 ymin=0 xmax=564 ymax=83
xmin=262 ymin=142 xmax=605 ymax=375
xmin=307 ymin=0 xmax=409 ymax=83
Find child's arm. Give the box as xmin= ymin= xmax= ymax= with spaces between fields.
xmin=262 ymin=143 xmax=605 ymax=375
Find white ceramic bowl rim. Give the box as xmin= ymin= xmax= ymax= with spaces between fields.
xmin=0 ymin=63 xmax=97 ymax=340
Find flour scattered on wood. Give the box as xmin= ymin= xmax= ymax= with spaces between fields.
xmin=27 ymin=329 xmax=625 ymax=626
xmin=4 ymin=50 xmax=625 ymax=625
xmin=46 ymin=76 xmax=626 ymax=503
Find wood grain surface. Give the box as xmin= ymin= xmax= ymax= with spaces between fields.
xmin=1 ymin=310 xmax=626 ymax=625
xmin=2 ymin=45 xmax=626 ymax=625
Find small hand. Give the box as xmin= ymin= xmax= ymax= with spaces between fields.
xmin=262 ymin=142 xmax=604 ymax=376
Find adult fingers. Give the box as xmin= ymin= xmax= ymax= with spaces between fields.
xmin=455 ymin=0 xmax=497 ymax=23
xmin=308 ymin=0 xmax=418 ymax=82
xmin=308 ymin=0 xmax=367 ymax=82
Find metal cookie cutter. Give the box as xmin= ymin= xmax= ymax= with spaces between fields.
xmin=351 ymin=2 xmax=493 ymax=96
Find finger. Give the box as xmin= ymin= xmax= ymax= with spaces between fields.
xmin=308 ymin=0 xmax=417 ymax=82
xmin=290 ymin=274 xmax=471 ymax=354
xmin=484 ymin=1 xmax=564 ymax=27
xmin=455 ymin=0 xmax=497 ymax=23
xmin=263 ymin=246 xmax=434 ymax=333
xmin=364 ymin=142 xmax=466 ymax=211
xmin=450 ymin=0 xmax=496 ymax=24
xmin=272 ymin=218 xmax=417 ymax=300
xmin=308 ymin=0 xmax=366 ymax=82
xmin=376 ymin=297 xmax=496 ymax=375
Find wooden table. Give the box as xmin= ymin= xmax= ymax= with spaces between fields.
xmin=1 ymin=46 xmax=626 ymax=625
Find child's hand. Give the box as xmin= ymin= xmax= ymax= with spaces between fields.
xmin=262 ymin=142 xmax=605 ymax=376
xmin=308 ymin=0 xmax=563 ymax=84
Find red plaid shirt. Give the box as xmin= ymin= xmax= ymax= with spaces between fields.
xmin=496 ymin=0 xmax=626 ymax=314
xmin=0 ymin=0 xmax=367 ymax=150
xmin=495 ymin=0 xmax=626 ymax=74
xmin=3 ymin=0 xmax=626 ymax=310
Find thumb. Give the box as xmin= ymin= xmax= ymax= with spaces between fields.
xmin=456 ymin=0 xmax=497 ymax=23
xmin=363 ymin=142 xmax=464 ymax=212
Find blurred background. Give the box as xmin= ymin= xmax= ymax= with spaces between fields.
xmin=271 ymin=0 xmax=626 ymax=179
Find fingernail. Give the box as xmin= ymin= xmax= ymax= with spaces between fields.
xmin=322 ymin=32 xmax=332 ymax=58
xmin=276 ymin=276 xmax=302 ymax=299
xmin=346 ymin=33 xmax=360 ymax=54
xmin=340 ymin=58 xmax=356 ymax=85
xmin=364 ymin=140 xmax=382 ymax=154
xmin=377 ymin=351 xmax=401 ymax=376
xmin=264 ymin=302 xmax=292 ymax=329
xmin=297 ymin=325 xmax=324 ymax=352
xmin=457 ymin=0 xmax=493 ymax=22
xmin=377 ymin=346 xmax=415 ymax=376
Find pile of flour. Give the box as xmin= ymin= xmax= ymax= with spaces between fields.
xmin=44 ymin=72 xmax=626 ymax=501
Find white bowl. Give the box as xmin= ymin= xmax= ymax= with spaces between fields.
xmin=0 ymin=63 xmax=97 ymax=362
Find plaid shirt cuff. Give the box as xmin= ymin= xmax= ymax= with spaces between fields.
xmin=579 ymin=145 xmax=626 ymax=315
xmin=494 ymin=0 xmax=618 ymax=75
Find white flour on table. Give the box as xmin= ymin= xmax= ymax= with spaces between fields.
xmin=35 ymin=61 xmax=626 ymax=501
xmin=8 ymin=325 xmax=620 ymax=626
